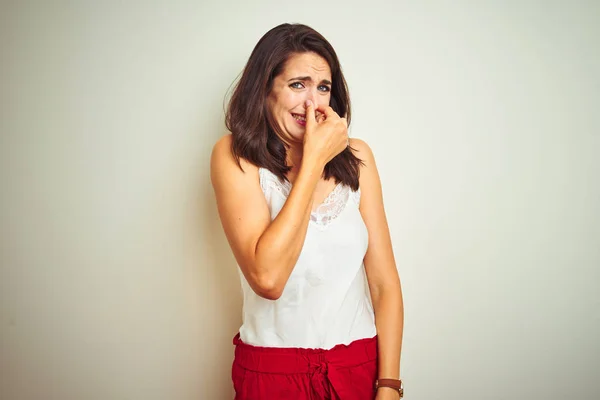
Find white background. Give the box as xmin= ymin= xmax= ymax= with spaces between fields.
xmin=1 ymin=1 xmax=598 ymax=399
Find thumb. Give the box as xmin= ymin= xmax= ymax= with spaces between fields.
xmin=305 ymin=100 xmax=316 ymax=128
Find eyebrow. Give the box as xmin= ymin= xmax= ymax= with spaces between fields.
xmin=288 ymin=76 xmax=332 ymax=86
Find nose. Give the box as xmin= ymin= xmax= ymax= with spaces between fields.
xmin=304 ymin=87 xmax=321 ymax=111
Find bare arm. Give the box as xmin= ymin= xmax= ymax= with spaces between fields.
xmin=211 ymin=136 xmax=321 ymax=299
xmin=210 ymin=101 xmax=348 ymax=300
xmin=352 ymin=138 xmax=404 ymax=397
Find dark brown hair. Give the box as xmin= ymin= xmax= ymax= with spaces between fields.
xmin=225 ymin=23 xmax=362 ymax=190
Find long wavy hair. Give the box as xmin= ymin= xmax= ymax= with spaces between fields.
xmin=225 ymin=23 xmax=362 ymax=190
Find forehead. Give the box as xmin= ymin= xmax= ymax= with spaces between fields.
xmin=280 ymin=52 xmax=331 ymax=79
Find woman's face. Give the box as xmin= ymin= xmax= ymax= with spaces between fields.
xmin=268 ymin=52 xmax=332 ymax=144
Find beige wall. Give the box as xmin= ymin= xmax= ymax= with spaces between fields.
xmin=1 ymin=1 xmax=598 ymax=399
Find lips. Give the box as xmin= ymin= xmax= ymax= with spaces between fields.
xmin=291 ymin=111 xmax=325 ymax=126
xmin=291 ymin=113 xmax=306 ymax=122
xmin=291 ymin=113 xmax=307 ymax=127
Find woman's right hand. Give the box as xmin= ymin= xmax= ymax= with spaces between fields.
xmin=303 ymin=100 xmax=349 ymax=169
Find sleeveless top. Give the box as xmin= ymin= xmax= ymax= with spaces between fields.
xmin=237 ymin=167 xmax=377 ymax=350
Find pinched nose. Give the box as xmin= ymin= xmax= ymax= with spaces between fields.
xmin=315 ymin=110 xmax=325 ymax=122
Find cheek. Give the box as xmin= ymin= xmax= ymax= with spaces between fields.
xmin=269 ymin=93 xmax=289 ymax=116
xmin=315 ymin=92 xmax=331 ymax=108
xmin=276 ymin=91 xmax=305 ymax=111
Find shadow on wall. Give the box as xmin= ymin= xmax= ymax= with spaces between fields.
xmin=196 ymin=129 xmax=243 ymax=398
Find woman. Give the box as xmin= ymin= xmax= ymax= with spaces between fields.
xmin=211 ymin=23 xmax=404 ymax=400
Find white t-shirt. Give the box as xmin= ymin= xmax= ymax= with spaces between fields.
xmin=237 ymin=167 xmax=376 ymax=350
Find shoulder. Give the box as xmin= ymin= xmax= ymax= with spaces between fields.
xmin=210 ymin=134 xmax=259 ymax=189
xmin=211 ymin=134 xmax=257 ymax=172
xmin=349 ymin=137 xmax=378 ymax=176
xmin=348 ymin=137 xmax=382 ymax=194
xmin=211 ymin=133 xmax=233 ymax=157
xmin=349 ymin=138 xmax=376 ymax=165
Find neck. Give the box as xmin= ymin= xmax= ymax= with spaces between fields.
xmin=286 ymin=142 xmax=304 ymax=176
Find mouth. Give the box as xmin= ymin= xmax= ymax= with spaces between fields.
xmin=291 ymin=113 xmax=306 ymax=122
xmin=291 ymin=113 xmax=306 ymax=126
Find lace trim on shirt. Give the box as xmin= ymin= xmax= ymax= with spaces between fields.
xmin=259 ymin=168 xmax=360 ymax=228
xmin=259 ymin=167 xmax=291 ymax=198
xmin=310 ymin=183 xmax=348 ymax=227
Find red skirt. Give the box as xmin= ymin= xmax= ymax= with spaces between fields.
xmin=232 ymin=333 xmax=378 ymax=400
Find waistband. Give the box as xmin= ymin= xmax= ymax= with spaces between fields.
xmin=232 ymin=333 xmax=378 ymax=374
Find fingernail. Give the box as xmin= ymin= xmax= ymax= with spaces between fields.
xmin=305 ymin=100 xmax=312 ymax=107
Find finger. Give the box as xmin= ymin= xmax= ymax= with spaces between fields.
xmin=305 ymin=100 xmax=316 ymax=127
xmin=320 ymin=106 xmax=339 ymax=120
xmin=316 ymin=110 xmax=325 ymax=124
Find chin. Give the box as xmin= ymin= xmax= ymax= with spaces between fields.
xmin=287 ymin=129 xmax=305 ymax=143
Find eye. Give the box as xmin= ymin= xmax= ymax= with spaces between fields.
xmin=318 ymin=85 xmax=331 ymax=93
xmin=290 ymin=82 xmax=304 ymax=89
